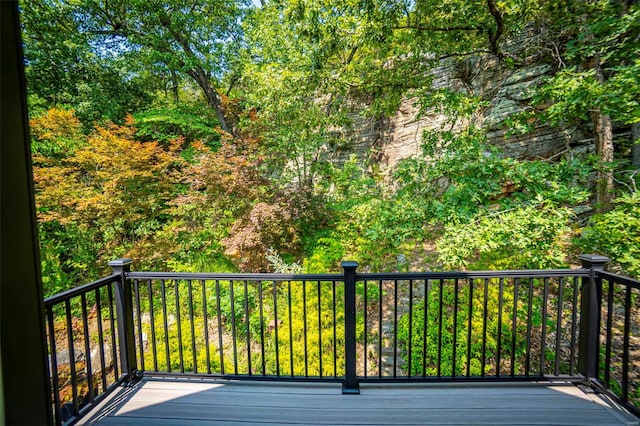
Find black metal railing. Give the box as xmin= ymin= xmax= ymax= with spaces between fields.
xmin=127 ymin=270 xmax=345 ymax=381
xmin=595 ymin=270 xmax=640 ymax=415
xmin=44 ymin=255 xmax=640 ymax=424
xmin=355 ymin=269 xmax=587 ymax=382
xmin=44 ymin=273 xmax=123 ymax=425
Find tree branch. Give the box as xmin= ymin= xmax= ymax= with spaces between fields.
xmin=436 ymin=50 xmax=492 ymax=60
xmin=392 ymin=25 xmax=484 ymax=33
xmin=486 ymin=0 xmax=504 ymax=57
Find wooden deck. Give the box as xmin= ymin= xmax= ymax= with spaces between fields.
xmin=79 ymin=378 xmax=638 ymax=425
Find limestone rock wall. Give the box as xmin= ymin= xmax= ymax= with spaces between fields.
xmin=325 ymin=57 xmax=606 ymax=176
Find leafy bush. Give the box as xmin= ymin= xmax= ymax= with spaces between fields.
xmin=303 ymin=237 xmax=345 ymax=273
xmin=133 ymin=104 xmax=222 ymax=149
xmin=261 ymin=280 xmax=345 ymax=377
xmin=395 ymin=127 xmax=591 ymax=226
xmin=578 ymin=193 xmax=640 ymax=277
xmin=436 ymin=203 xmax=575 ymax=270
xmin=30 ymin=107 xmax=85 ymax=159
xmin=223 ymin=202 xmax=301 ymax=272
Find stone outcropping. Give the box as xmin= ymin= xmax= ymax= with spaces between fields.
xmin=323 ymin=55 xmax=620 ymax=176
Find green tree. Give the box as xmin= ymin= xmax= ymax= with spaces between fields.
xmin=529 ymin=1 xmax=640 ymax=211
xmin=21 ymin=0 xmax=154 ymax=124
xmin=74 ymin=0 xmax=248 ymax=134
xmin=32 ymin=110 xmax=184 ymax=293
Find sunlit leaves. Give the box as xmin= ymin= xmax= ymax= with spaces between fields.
xmin=436 ymin=204 xmax=575 ymax=270
xmin=32 ymin=109 xmax=184 ymax=291
xmin=579 ymin=194 xmax=640 ymax=277
xmin=30 ymin=108 xmax=85 ymax=158
xmin=536 ymin=1 xmax=640 ymax=126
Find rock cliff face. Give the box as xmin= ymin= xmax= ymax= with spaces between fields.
xmin=326 ymin=54 xmax=630 ymax=176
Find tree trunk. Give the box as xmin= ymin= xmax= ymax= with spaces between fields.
xmin=631 ymin=123 xmax=640 ymax=168
xmin=585 ymin=50 xmax=614 ymax=213
xmin=187 ymin=67 xmax=232 ymax=135
xmin=171 ymin=70 xmax=180 ymax=103
xmin=204 ymin=84 xmax=231 ymax=135
xmin=591 ymin=108 xmax=614 ymax=212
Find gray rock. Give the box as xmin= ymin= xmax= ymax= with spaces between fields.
xmin=89 ymin=342 xmax=113 ymax=373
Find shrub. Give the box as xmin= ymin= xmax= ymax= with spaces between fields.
xmin=578 ymin=193 xmax=640 ymax=277
xmin=436 ymin=203 xmax=575 ymax=270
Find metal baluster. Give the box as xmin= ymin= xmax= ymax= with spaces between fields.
xmin=525 ymin=279 xmax=534 ymax=376
xmin=510 ymin=278 xmax=519 ymax=377
xmin=64 ymin=299 xmax=79 ymax=416
xmin=259 ymin=280 xmax=266 ymax=376
xmin=244 ymin=280 xmax=251 ymax=375
xmin=604 ymin=279 xmax=614 ymax=386
xmin=466 ymin=279 xmax=473 ymax=377
xmin=438 ymin=279 xmax=444 ymax=377
xmin=202 ymin=280 xmax=211 ymax=374
xmin=160 ymin=280 xmax=170 ymax=372
xmin=80 ymin=293 xmax=94 ymax=403
xmin=215 ymin=280 xmax=224 ymax=375
xmin=94 ymin=288 xmax=107 ymax=391
xmin=147 ymin=280 xmax=158 ymax=372
xmin=452 ymin=279 xmax=459 ymax=377
xmin=287 ymin=281 xmax=294 ymax=376
xmin=622 ymin=284 xmax=632 ymax=402
xmin=554 ymin=277 xmax=564 ymax=376
xmin=540 ymin=277 xmax=549 ymax=376
xmin=230 ymin=281 xmax=238 ymax=375
xmin=134 ymin=280 xmax=145 ymax=372
xmin=303 ymin=280 xmax=308 ymax=377
xmin=570 ymin=277 xmax=578 ymax=376
xmin=272 ymin=280 xmax=280 ymax=377
xmin=407 ymin=279 xmax=413 ymax=378
xmin=174 ymin=280 xmax=184 ymax=373
xmin=379 ymin=280 xmax=383 ymax=378
xmin=481 ymin=278 xmax=489 ymax=377
xmin=393 ymin=279 xmax=398 ymax=379
xmin=333 ymin=280 xmax=338 ymax=378
xmin=188 ymin=280 xmax=196 ymax=373
xmin=318 ymin=280 xmax=323 ymax=377
xmin=422 ymin=279 xmax=428 ymax=378
xmin=107 ymin=284 xmax=119 ymax=381
xmin=496 ymin=278 xmax=504 ymax=377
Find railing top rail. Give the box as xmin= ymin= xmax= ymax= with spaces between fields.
xmin=127 ymin=271 xmax=344 ymax=282
xmin=44 ymin=273 xmax=120 ymax=307
xmin=597 ymin=270 xmax=640 ymax=289
xmin=357 ymin=268 xmax=590 ymax=281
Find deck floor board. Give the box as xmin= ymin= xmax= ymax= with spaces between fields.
xmin=79 ymin=378 xmax=638 ymax=425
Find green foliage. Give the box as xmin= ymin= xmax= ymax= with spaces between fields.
xmin=29 ymin=108 xmax=86 ymax=158
xmin=537 ymin=3 xmax=640 ymax=126
xmin=21 ymin=0 xmax=155 ymax=126
xmin=578 ymin=193 xmax=640 ymax=277
xmin=143 ymin=311 xmax=222 ymax=373
xmin=339 ymin=197 xmax=429 ymax=271
xmin=133 ymin=104 xmax=222 ymax=149
xmin=436 ymin=203 xmax=575 ymax=270
xmin=395 ymin=126 xmax=591 ymax=224
xmin=304 ymin=238 xmax=345 ymax=273
xmin=32 ymin=110 xmax=185 ymax=294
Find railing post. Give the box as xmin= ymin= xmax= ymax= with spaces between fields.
xmin=577 ymin=254 xmax=609 ymax=383
xmin=342 ymin=261 xmax=360 ymax=394
xmin=109 ymin=258 xmax=139 ymax=383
